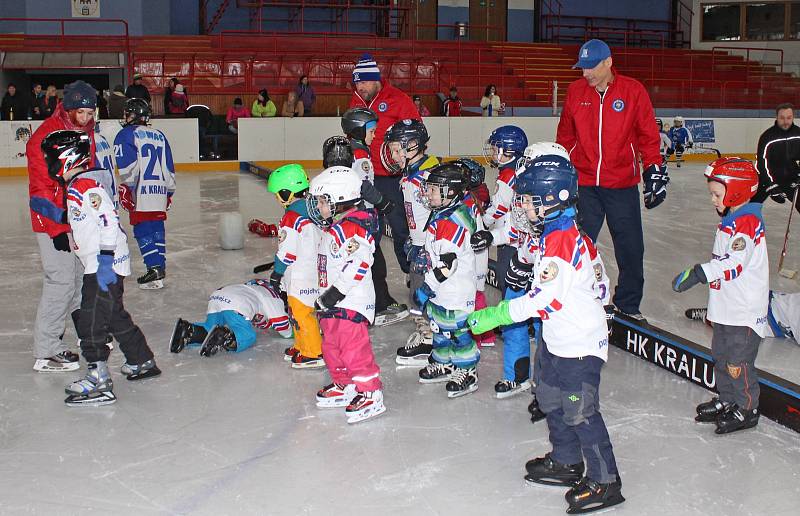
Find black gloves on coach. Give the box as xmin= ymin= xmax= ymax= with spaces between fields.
xmin=52 ymin=233 xmax=71 ymax=253
xmin=643 ymin=163 xmax=669 ymax=209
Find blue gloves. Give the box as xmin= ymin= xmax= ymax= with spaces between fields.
xmin=414 ymin=283 xmax=436 ymax=309
xmin=96 ymin=254 xmax=118 ymax=292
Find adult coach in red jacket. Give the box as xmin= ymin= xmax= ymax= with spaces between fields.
xmin=28 ymin=80 xmax=98 ymax=372
xmin=557 ymin=40 xmax=668 ymax=320
xmin=349 ymin=54 xmax=420 ymax=325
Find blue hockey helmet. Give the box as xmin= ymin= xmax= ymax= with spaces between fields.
xmin=483 ymin=125 xmax=528 ymax=167
xmin=513 ymin=155 xmax=578 ymax=231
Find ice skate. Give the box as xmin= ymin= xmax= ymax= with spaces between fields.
xmin=396 ymin=328 xmax=433 ymax=366
xmin=316 ymin=382 xmax=357 ymax=408
xmin=715 ymin=406 xmax=759 ymax=434
xmin=33 ymin=350 xmax=80 ymax=373
xmin=137 ymin=266 xmax=165 ymax=290
xmin=373 ymin=303 xmax=409 ymax=327
xmin=345 ymin=390 xmax=386 ymax=424
xmin=565 ymin=477 xmax=625 ymax=514
xmin=290 ymin=354 xmax=325 ymax=369
xmin=170 ymin=318 xmax=206 ymax=353
xmin=494 ymin=378 xmax=531 ymax=399
xmin=199 ymin=326 xmax=237 ymax=357
xmin=284 ymin=346 xmax=300 ymax=362
xmin=695 ymin=397 xmax=729 ymax=423
xmin=418 ymin=360 xmax=454 ymax=384
xmin=64 ymin=361 xmax=116 ymax=407
xmin=121 ymin=359 xmax=162 ymax=381
xmin=528 ymin=395 xmax=546 ymax=423
xmin=684 ymin=307 xmax=708 ymax=321
xmin=446 ymin=367 xmax=478 ymax=398
xmin=525 ymin=453 xmax=584 ymax=486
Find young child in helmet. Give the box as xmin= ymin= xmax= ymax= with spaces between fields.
xmin=308 ymin=166 xmax=386 ymax=424
xmin=169 ymin=279 xmax=293 ymax=357
xmin=114 ymin=98 xmax=176 ymax=289
xmin=672 ymin=157 xmax=767 ymax=434
xmin=414 ymin=162 xmax=479 ymax=398
xmin=266 ymin=163 xmax=325 ymax=368
xmin=36 ymin=130 xmax=161 ymax=406
xmin=668 ymin=115 xmax=693 ymax=168
xmin=468 ymin=155 xmax=624 ymax=514
xmin=381 ymin=119 xmax=440 ymax=364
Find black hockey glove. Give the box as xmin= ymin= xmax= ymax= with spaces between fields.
xmin=315 ymin=287 xmax=345 ymax=311
xmin=766 ymin=183 xmax=788 ymax=204
xmin=686 ymin=141 xmax=693 ymax=149
xmin=269 ymin=271 xmax=283 ymax=292
xmin=672 ymin=264 xmax=707 ymax=293
xmin=52 ymin=232 xmax=71 ymax=253
xmin=643 ymin=163 xmax=669 ymax=209
xmin=432 ymin=253 xmax=457 ymax=283
xmin=604 ymin=305 xmax=615 ymax=337
xmin=375 ymin=197 xmax=396 ymax=216
xmin=471 ymin=230 xmax=493 ymax=252
xmin=505 ymin=253 xmax=533 ymax=292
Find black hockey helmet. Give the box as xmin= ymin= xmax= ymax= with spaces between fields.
xmin=41 ymin=130 xmax=91 ymax=182
xmin=451 ymin=158 xmax=485 ymax=189
xmin=655 ymin=118 xmax=663 ymax=130
xmin=124 ymin=97 xmax=151 ymax=126
xmin=380 ymin=119 xmax=429 ymax=175
xmin=341 ymin=107 xmax=378 ymax=143
xmin=420 ymin=161 xmax=468 ymax=210
xmin=322 ymin=135 xmax=354 ymax=169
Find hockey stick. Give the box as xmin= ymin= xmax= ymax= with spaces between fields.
xmin=692 ymin=144 xmax=721 ymax=159
xmin=253 ymin=261 xmax=275 ymax=274
xmin=778 ymin=187 xmax=798 ymax=279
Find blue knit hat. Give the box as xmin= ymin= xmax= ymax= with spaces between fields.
xmin=352 ymin=53 xmax=381 ymax=83
xmin=63 ymin=80 xmax=97 ymax=110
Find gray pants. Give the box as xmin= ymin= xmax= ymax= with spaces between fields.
xmin=408 ymin=270 xmax=425 ymax=312
xmin=33 ymin=233 xmax=83 ymax=359
xmin=711 ymin=323 xmax=761 ymax=410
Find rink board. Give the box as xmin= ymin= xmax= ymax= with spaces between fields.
xmin=245 ymin=161 xmax=800 ymax=434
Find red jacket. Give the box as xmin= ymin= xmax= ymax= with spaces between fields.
xmin=28 ymin=103 xmax=96 ymax=237
xmin=349 ymin=80 xmax=420 ymax=177
xmin=556 ymin=70 xmax=661 ymax=189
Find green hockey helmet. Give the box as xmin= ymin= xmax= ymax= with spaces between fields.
xmin=267 ymin=163 xmax=310 ymax=205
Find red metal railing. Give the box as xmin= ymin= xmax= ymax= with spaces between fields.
xmin=711 ymin=46 xmax=784 ymax=79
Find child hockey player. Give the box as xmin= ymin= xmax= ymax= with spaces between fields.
xmin=414 ymin=162 xmax=479 ymax=398
xmin=381 ymin=119 xmax=441 ymax=365
xmin=656 ymin=118 xmax=672 ymax=164
xmin=672 ymin=157 xmax=767 ymax=434
xmin=307 ymin=166 xmax=386 ymax=423
xmin=668 ymin=115 xmax=693 ymax=168
xmin=468 ymin=155 xmax=624 ymax=514
xmin=170 ymin=279 xmax=292 ymax=357
xmin=115 ymin=98 xmax=176 ymax=289
xmin=266 ymin=163 xmax=325 ymax=368
xmin=41 ymin=130 xmax=160 ymax=406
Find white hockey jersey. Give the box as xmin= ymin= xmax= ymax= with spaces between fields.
xmin=114 ymin=125 xmax=176 ymax=213
xmin=424 ymin=203 xmax=477 ymax=312
xmin=508 ymin=217 xmax=609 ymax=360
xmin=276 ymin=201 xmax=323 ymax=305
xmin=465 ymin=195 xmax=489 ymax=291
xmin=483 ymin=163 xmax=516 ymax=229
xmin=94 ymin=132 xmax=118 ymax=206
xmin=65 ymin=169 xmax=131 ymax=276
xmin=767 ymin=291 xmax=799 ymax=341
xmin=207 ymin=280 xmax=292 ymax=337
xmin=701 ymin=204 xmax=769 ymax=336
xmin=316 ymin=211 xmax=377 ymax=322
xmin=401 ymin=155 xmax=438 ymax=245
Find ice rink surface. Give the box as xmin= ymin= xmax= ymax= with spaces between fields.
xmin=1 ymin=164 xmax=799 ymax=515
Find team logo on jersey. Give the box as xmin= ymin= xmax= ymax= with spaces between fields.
xmin=278 ymin=229 xmax=287 ymax=243
xmin=330 ymin=240 xmax=339 ymax=254
xmin=612 ymin=99 xmax=625 ymax=112
xmin=346 ymin=239 xmax=360 ymax=255
xmin=378 ymin=102 xmax=388 ymax=112
xmin=593 ymin=263 xmax=604 ymax=282
xmin=727 ymin=363 xmax=742 ymax=379
xmin=540 ymin=262 xmax=558 ymax=282
xmin=361 ymin=161 xmax=371 ymax=173
xmin=70 ymin=206 xmax=83 ymax=220
xmin=88 ymin=193 xmax=102 ymax=209
xmin=731 ymin=237 xmax=746 ymax=252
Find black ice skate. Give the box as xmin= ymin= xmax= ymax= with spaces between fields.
xmin=684 ymin=307 xmax=708 ymax=322
xmin=695 ymin=397 xmax=729 ymax=423
xmin=396 ymin=331 xmax=433 ymax=366
xmin=137 ymin=266 xmax=165 ymax=290
xmin=715 ymin=406 xmax=759 ymax=434
xmin=446 ymin=367 xmax=478 ymax=398
xmin=64 ymin=361 xmax=116 ymax=407
xmin=565 ymin=477 xmax=625 ymax=514
xmin=528 ymin=395 xmax=547 ymax=424
xmin=199 ymin=326 xmax=237 ymax=357
xmin=418 ymin=360 xmax=454 ymax=384
xmin=170 ymin=318 xmax=207 ymax=353
xmin=525 ymin=453 xmax=584 ymax=487
xmin=121 ymin=359 xmax=162 ymax=381
xmin=494 ymin=378 xmax=531 ymax=399
xmin=373 ymin=303 xmax=410 ymax=327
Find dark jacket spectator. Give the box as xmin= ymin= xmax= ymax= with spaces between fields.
xmin=125 ymin=74 xmax=151 ymax=102
xmin=295 ymin=75 xmax=316 ymax=115
xmin=1 ymin=83 xmax=30 ymax=120
xmin=107 ymin=85 xmax=127 ymax=119
xmin=31 ymin=83 xmax=44 ymax=119
xmin=96 ymin=93 xmax=109 ymax=119
xmin=36 ymin=85 xmax=59 ymax=120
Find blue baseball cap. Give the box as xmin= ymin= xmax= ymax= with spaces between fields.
xmin=573 ymin=39 xmax=612 ymax=69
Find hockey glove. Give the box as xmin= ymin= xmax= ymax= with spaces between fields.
xmin=604 ymin=305 xmax=615 ymax=337
xmin=686 ymin=141 xmax=694 ymax=149
xmin=467 ymin=301 xmax=515 ymax=335
xmin=505 ymin=253 xmax=533 ymax=292
xmin=166 ymin=192 xmax=173 ymax=211
xmin=672 ymin=264 xmax=707 ymax=293
xmin=766 ymin=183 xmax=787 ymax=204
xmin=118 ymin=184 xmax=135 ymax=212
xmin=471 ymin=229 xmax=493 ymax=252
xmin=52 ymin=232 xmax=71 ymax=253
xmin=269 ymin=271 xmax=283 ymax=292
xmin=432 ymin=253 xmax=457 ymax=283
xmin=315 ymin=287 xmax=345 ymax=311
xmin=643 ymin=163 xmax=670 ymax=209
xmin=473 ymin=183 xmax=491 ymax=208
xmin=96 ymin=253 xmax=118 ymax=292
xmin=375 ymin=197 xmax=396 ymax=216
xmin=413 ymin=283 xmax=436 ymax=309
xmin=30 ymin=196 xmax=66 ymax=224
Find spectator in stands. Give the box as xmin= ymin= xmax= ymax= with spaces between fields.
xmin=480 ymin=84 xmax=503 ymax=117
xmin=226 ymin=97 xmax=250 ymax=134
xmin=296 ymin=75 xmax=316 ymax=115
xmin=442 ymin=86 xmax=462 ymax=116
xmin=753 ymin=103 xmax=800 ymax=214
xmin=163 ymin=77 xmax=185 ymax=114
xmin=186 ymin=104 xmax=216 ymax=160
xmin=96 ymin=91 xmax=109 ymax=119
xmin=1 ymin=83 xmax=30 ymax=120
xmin=37 ymin=85 xmax=59 ymax=120
xmin=166 ymin=83 xmax=189 ymax=115
xmin=125 ymin=73 xmax=151 ymax=103
xmin=281 ymin=91 xmax=305 ymax=118
xmin=413 ymin=95 xmax=430 ymax=116
xmin=252 ymin=89 xmax=277 ymax=118
xmin=31 ymin=83 xmax=44 ymax=119
xmin=107 ymin=85 xmax=127 ymax=119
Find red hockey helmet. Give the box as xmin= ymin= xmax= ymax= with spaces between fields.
xmin=704 ymin=157 xmax=758 ymax=207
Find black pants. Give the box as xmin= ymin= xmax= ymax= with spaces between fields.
xmin=77 ymin=274 xmax=153 ymax=365
xmin=578 ymin=185 xmax=644 ymax=314
xmin=374 ymin=175 xmax=410 ymax=273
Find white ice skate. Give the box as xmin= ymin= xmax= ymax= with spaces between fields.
xmin=33 ymin=350 xmax=80 ymax=373
xmin=316 ymin=383 xmax=357 ymax=408
xmin=346 ymin=390 xmax=386 ymax=424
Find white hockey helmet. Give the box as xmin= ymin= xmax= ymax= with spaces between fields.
xmin=516 ymin=141 xmax=570 ymax=173
xmin=673 ymin=116 xmax=684 ymax=127
xmin=307 ymin=166 xmax=362 ymax=227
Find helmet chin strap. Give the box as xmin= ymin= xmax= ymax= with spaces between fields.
xmin=542 ymin=203 xmax=576 ymax=221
